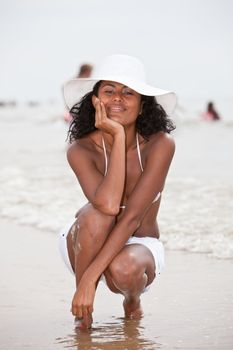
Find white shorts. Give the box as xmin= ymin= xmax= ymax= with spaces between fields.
xmin=58 ymin=220 xmax=165 ymax=291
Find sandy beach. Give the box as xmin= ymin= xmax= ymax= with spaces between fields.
xmin=1 ymin=219 xmax=233 ymax=349
xmin=1 ymin=104 xmax=233 ymax=349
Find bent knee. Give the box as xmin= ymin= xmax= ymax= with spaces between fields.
xmin=108 ymin=253 xmax=143 ymax=287
xmin=77 ymin=203 xmax=115 ymax=239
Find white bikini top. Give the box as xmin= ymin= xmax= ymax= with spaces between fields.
xmin=101 ymin=133 xmax=161 ymax=208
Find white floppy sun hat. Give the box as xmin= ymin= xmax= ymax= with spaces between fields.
xmin=63 ymin=54 xmax=177 ymax=115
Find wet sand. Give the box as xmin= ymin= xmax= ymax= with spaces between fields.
xmin=1 ymin=219 xmax=233 ymax=350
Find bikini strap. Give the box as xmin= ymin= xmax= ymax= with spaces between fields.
xmin=103 ymin=133 xmax=142 ymax=176
xmin=152 ymin=192 xmax=161 ymax=203
xmin=102 ymin=136 xmax=108 ymax=176
xmin=136 ymin=132 xmax=161 ymax=202
xmin=136 ymin=132 xmax=143 ymax=172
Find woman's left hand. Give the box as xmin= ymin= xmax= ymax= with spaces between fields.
xmin=71 ymin=274 xmax=96 ymax=320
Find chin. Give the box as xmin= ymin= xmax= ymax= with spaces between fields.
xmin=109 ymin=115 xmax=123 ymax=122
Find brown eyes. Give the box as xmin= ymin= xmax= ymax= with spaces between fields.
xmin=123 ymin=89 xmax=133 ymax=95
xmin=104 ymin=89 xmax=114 ymax=94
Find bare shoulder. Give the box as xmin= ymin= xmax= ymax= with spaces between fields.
xmin=66 ymin=135 xmax=96 ymax=166
xmin=67 ymin=133 xmax=97 ymax=158
xmin=150 ymin=131 xmax=175 ymax=146
xmin=67 ymin=140 xmax=84 ymax=163
xmin=144 ymin=132 xmax=175 ymax=158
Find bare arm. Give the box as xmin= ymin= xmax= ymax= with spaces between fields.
xmin=67 ymin=99 xmax=126 ymax=216
xmin=87 ymin=133 xmax=175 ymax=277
xmin=73 ymin=133 xmax=175 ymax=317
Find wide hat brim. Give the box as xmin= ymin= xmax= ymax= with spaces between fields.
xmin=63 ymin=76 xmax=177 ymax=115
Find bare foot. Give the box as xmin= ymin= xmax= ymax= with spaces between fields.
xmin=74 ymin=315 xmax=93 ymax=330
xmin=123 ymin=298 xmax=143 ymax=319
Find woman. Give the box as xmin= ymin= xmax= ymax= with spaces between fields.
xmin=202 ymin=101 xmax=220 ymax=121
xmin=59 ymin=54 xmax=176 ymax=329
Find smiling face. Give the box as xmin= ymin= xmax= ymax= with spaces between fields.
xmin=97 ymin=81 xmax=142 ymax=125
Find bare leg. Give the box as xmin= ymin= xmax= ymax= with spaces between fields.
xmin=104 ymin=244 xmax=156 ymax=319
xmin=66 ymin=203 xmax=115 ymax=328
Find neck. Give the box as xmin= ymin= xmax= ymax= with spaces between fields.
xmin=101 ymin=127 xmax=137 ymax=151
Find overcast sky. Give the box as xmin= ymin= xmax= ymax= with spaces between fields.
xmin=0 ymin=0 xmax=232 ymax=103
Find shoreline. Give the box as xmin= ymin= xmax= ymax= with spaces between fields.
xmin=1 ymin=219 xmax=233 ymax=349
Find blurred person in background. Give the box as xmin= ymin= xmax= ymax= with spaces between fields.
xmin=64 ymin=63 xmax=93 ymax=123
xmin=59 ymin=54 xmax=176 ymax=329
xmin=77 ymin=63 xmax=93 ymax=78
xmin=202 ymin=101 xmax=221 ymax=121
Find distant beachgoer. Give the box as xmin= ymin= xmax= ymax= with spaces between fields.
xmin=202 ymin=101 xmax=221 ymax=121
xmin=76 ymin=63 xmax=93 ymax=78
xmin=59 ymin=54 xmax=177 ymax=329
xmin=64 ymin=63 xmax=93 ymax=123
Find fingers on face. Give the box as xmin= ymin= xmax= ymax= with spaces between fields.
xmin=93 ymin=97 xmax=100 ymax=110
xmin=93 ymin=96 xmax=106 ymax=116
xmin=92 ymin=95 xmax=99 ymax=108
xmin=94 ymin=99 xmax=101 ymax=127
xmin=100 ymin=101 xmax=107 ymax=119
xmin=95 ymin=99 xmax=108 ymax=129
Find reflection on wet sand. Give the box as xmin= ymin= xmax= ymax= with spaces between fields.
xmin=56 ymin=317 xmax=161 ymax=349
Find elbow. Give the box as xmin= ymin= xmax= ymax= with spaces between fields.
xmin=93 ymin=202 xmax=120 ymax=216
xmin=102 ymin=205 xmax=120 ymax=216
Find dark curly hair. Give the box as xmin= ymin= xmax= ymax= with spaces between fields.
xmin=67 ymin=81 xmax=175 ymax=143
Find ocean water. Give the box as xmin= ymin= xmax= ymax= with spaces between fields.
xmin=0 ymin=103 xmax=232 ymax=259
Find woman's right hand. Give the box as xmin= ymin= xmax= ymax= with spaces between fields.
xmin=92 ymin=96 xmax=124 ymax=137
